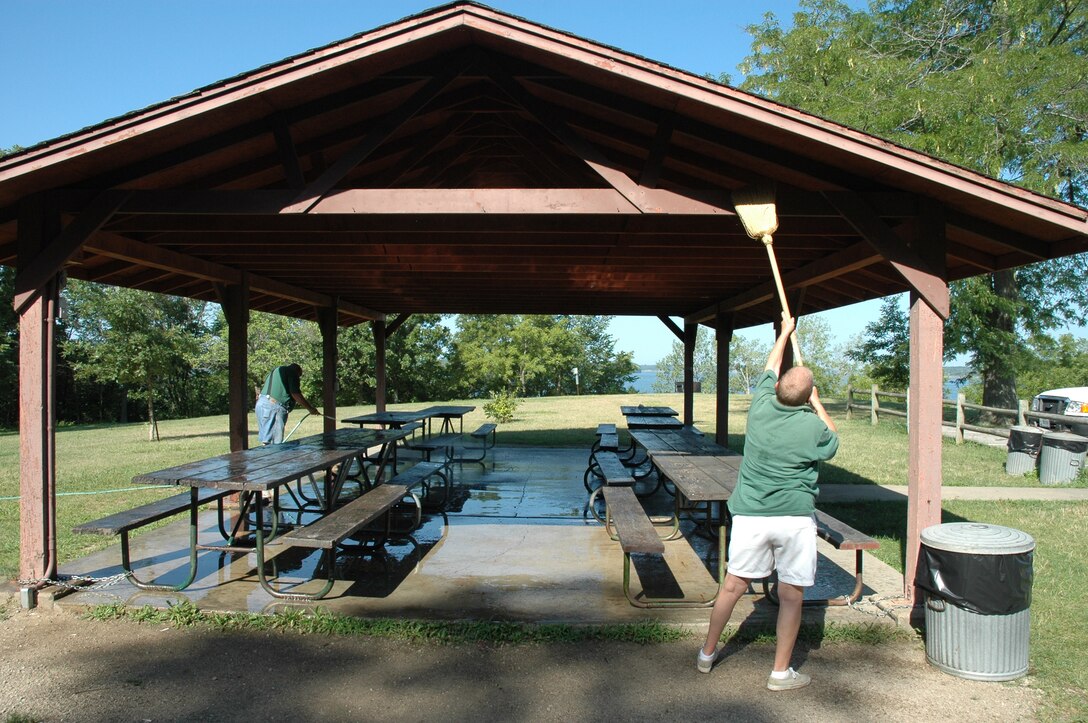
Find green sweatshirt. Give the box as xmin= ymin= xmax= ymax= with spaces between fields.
xmin=728 ymin=370 xmax=839 ymax=517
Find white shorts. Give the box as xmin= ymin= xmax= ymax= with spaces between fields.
xmin=727 ymin=514 xmax=817 ymax=587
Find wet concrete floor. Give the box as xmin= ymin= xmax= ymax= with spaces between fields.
xmin=56 ymin=447 xmax=905 ymax=628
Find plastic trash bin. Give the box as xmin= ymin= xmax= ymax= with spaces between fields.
xmin=916 ymin=523 xmax=1035 ymax=681
xmin=1038 ymin=431 xmax=1087 ymax=484
xmin=1005 ymin=425 xmax=1043 ymax=475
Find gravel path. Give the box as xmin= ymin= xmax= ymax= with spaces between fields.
xmin=0 ymin=607 xmax=1040 ymax=722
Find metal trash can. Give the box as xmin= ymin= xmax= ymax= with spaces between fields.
xmin=1005 ymin=425 xmax=1043 ymax=475
xmin=1038 ymin=431 xmax=1087 ymax=485
xmin=916 ymin=523 xmax=1034 ymax=681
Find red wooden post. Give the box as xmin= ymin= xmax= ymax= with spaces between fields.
xmin=17 ymin=198 xmax=60 ymax=591
xmin=682 ymin=322 xmax=697 ymax=427
xmin=904 ymin=203 xmax=948 ymax=602
xmin=373 ymin=319 xmax=387 ymax=412
xmin=715 ymin=312 xmax=733 ymax=447
xmin=318 ymin=303 xmax=338 ymax=433
xmin=905 ymin=290 xmax=945 ymax=601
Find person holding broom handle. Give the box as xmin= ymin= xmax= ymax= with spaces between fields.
xmin=255 ymin=363 xmax=322 ymax=445
xmin=697 ymin=314 xmax=838 ymax=690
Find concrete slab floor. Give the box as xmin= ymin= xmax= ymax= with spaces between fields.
xmin=54 ymin=447 xmax=906 ymax=629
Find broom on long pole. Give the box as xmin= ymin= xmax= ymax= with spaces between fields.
xmin=732 ymin=182 xmax=803 ymax=365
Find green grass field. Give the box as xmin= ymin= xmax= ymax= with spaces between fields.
xmin=1 ymin=392 xmax=1085 ymax=718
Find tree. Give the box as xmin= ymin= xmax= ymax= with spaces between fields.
xmin=738 ymin=0 xmax=1088 ymax=409
xmin=1016 ymin=334 xmax=1088 ymax=399
xmin=653 ymin=326 xmax=717 ymax=393
xmin=63 ymin=282 xmax=202 ymax=440
xmin=849 ymin=296 xmax=910 ymax=390
xmin=796 ymin=316 xmax=855 ymax=396
xmin=729 ymin=335 xmax=770 ymax=393
xmin=453 ymin=314 xmax=636 ymax=397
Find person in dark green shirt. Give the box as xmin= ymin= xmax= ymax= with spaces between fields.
xmin=255 ymin=363 xmax=321 ymax=444
xmin=697 ymin=315 xmax=838 ymax=691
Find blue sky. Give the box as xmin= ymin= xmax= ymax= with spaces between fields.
xmin=3 ymin=1 xmax=1081 ymax=364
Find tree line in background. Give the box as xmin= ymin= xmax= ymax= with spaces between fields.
xmin=0 ymin=270 xmax=639 ymax=432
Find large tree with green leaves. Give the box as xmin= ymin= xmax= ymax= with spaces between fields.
xmin=849 ymin=296 xmax=911 ymax=389
xmin=453 ymin=314 xmax=636 ymax=397
xmin=63 ymin=282 xmax=204 ymax=440
xmin=737 ymin=0 xmax=1088 ymax=409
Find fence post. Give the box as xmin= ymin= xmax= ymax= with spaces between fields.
xmin=870 ymin=384 xmax=879 ymax=426
xmin=846 ymin=385 xmax=853 ymax=419
xmin=956 ymin=392 xmax=965 ymax=444
xmin=1017 ymin=399 xmax=1027 ymax=427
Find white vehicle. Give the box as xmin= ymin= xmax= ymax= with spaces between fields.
xmin=1031 ymin=387 xmax=1088 ymax=436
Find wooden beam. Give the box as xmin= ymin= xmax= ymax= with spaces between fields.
xmin=639 ymin=114 xmax=674 ymax=188
xmin=271 ymin=117 xmax=305 ymax=189
xmin=385 ymin=313 xmax=411 ymax=337
xmin=905 ymin=200 xmax=946 ymax=603
xmin=683 ymin=322 xmax=697 ymax=427
xmin=83 ymin=232 xmax=382 ymax=322
xmin=686 ymin=241 xmax=882 ymax=324
xmin=282 ymin=62 xmax=468 ymax=214
xmin=17 ymin=197 xmax=60 ymax=589
xmin=823 ymin=192 xmax=949 ymax=319
xmin=715 ymin=312 xmax=733 ymax=448
xmin=318 ymin=302 xmax=338 ymax=434
xmin=14 ymin=191 xmax=129 ymax=314
xmin=219 ymin=279 xmax=250 ymax=452
xmin=489 ymin=69 xmax=733 ymax=216
xmin=373 ymin=319 xmax=387 ymax=413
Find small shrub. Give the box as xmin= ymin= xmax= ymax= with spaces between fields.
xmin=483 ymin=390 xmax=520 ymax=423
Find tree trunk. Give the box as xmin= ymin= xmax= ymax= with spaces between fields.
xmin=146 ymin=380 xmax=160 ymax=442
xmin=980 ymin=270 xmax=1020 ymax=421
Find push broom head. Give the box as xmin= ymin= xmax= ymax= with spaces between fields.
xmin=732 ymin=182 xmax=778 ymax=245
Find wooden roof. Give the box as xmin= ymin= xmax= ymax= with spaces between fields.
xmin=1 ymin=2 xmax=1086 ymax=327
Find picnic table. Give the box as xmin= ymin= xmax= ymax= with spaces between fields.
xmin=128 ymin=426 xmax=413 ymax=593
xmin=624 ymin=414 xmax=684 ymax=431
xmin=619 ymin=405 xmax=678 ymax=417
xmin=417 ymin=405 xmax=476 ymax=435
xmin=341 ymin=410 xmax=428 ymax=429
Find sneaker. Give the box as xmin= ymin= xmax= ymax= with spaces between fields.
xmin=767 ymin=667 xmax=810 ymax=691
xmin=696 ymin=647 xmax=721 ymax=674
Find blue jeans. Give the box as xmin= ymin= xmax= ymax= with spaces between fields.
xmin=255 ymin=395 xmax=289 ymax=444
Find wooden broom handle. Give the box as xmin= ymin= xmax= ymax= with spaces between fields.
xmin=762 ymin=238 xmax=804 ymax=366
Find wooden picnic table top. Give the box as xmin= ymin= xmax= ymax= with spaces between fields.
xmin=132 ymin=427 xmax=411 ymax=492
xmin=629 ymin=429 xmax=740 ymax=502
xmin=619 ymin=405 xmax=678 ymax=417
xmin=418 ymin=405 xmax=476 ymax=418
xmin=341 ymin=410 xmax=428 ymax=426
xmin=624 ymin=414 xmax=684 ymax=430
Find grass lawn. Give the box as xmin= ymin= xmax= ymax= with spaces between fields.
xmin=1 ymin=392 xmax=1085 ymax=717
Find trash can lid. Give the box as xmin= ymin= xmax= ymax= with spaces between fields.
xmin=920 ymin=523 xmax=1035 ymax=555
xmin=1042 ymin=431 xmax=1088 ymax=444
xmin=1009 ymin=425 xmax=1044 ymax=436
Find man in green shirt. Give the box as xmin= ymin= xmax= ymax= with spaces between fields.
xmin=697 ymin=315 xmax=838 ymax=691
xmin=255 ymin=363 xmax=321 ymax=444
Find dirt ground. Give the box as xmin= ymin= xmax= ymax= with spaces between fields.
xmin=0 ymin=606 xmax=1040 ymax=722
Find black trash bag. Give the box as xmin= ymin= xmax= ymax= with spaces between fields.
xmin=915 ymin=547 xmax=1033 ymax=615
xmin=1043 ymin=434 xmax=1088 ymax=454
xmin=1007 ymin=427 xmax=1043 ymax=456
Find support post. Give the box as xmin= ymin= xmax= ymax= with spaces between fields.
xmin=683 ymin=322 xmax=697 ymax=427
xmin=221 ymin=279 xmax=249 ymax=452
xmin=715 ymin=313 xmax=733 ymax=447
xmin=373 ymin=319 xmax=387 ymax=412
xmin=16 ymin=197 xmax=61 ymax=593
xmin=904 ymin=202 xmax=948 ymax=603
xmin=318 ymin=304 xmax=338 ymax=433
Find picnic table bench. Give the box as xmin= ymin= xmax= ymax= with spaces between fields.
xmin=406 ymin=422 xmax=498 ymax=464
xmin=72 ymin=488 xmax=235 ymax=591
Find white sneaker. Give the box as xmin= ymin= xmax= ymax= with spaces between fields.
xmin=767 ymin=667 xmax=811 ymax=691
xmin=697 ymin=647 xmax=721 ymax=674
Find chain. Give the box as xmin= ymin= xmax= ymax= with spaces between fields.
xmin=17 ymin=573 xmax=129 ymax=591
xmin=847 ymin=594 xmax=916 ymax=619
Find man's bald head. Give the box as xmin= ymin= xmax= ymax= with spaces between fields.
xmin=776 ymin=366 xmax=814 ymax=406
